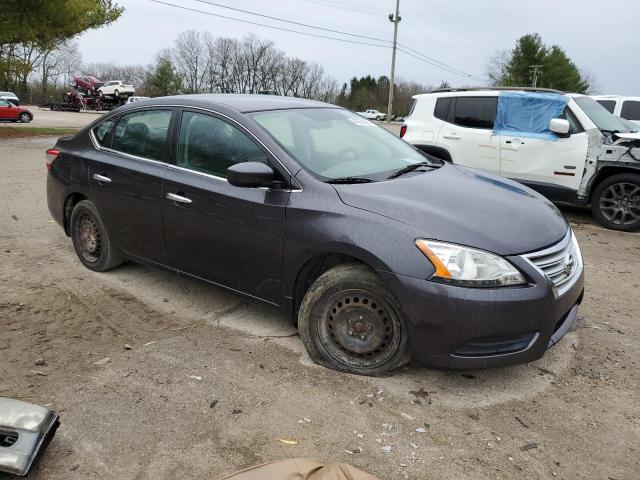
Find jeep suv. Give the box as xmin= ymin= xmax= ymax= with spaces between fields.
xmin=592 ymin=95 xmax=640 ymax=126
xmin=402 ymin=87 xmax=640 ymax=231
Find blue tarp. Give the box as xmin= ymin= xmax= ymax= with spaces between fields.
xmin=493 ymin=91 xmax=569 ymax=141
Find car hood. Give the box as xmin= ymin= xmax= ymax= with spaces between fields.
xmin=332 ymin=164 xmax=568 ymax=256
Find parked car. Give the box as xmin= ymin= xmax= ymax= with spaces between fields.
xmin=0 ymin=91 xmax=20 ymax=106
xmin=356 ymin=109 xmax=386 ymax=120
xmin=592 ymin=95 xmax=640 ymax=126
xmin=46 ymin=94 xmax=583 ymax=375
xmin=126 ymin=96 xmax=150 ymax=103
xmin=402 ymin=87 xmax=640 ymax=231
xmin=0 ymin=99 xmax=32 ymax=122
xmin=98 ymin=80 xmax=135 ymax=98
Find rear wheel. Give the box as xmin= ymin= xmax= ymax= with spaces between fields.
xmin=591 ymin=173 xmax=640 ymax=231
xmin=70 ymin=200 xmax=123 ymax=271
xmin=298 ymin=264 xmax=409 ymax=376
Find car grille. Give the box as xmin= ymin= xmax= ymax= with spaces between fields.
xmin=522 ymin=230 xmax=582 ymax=297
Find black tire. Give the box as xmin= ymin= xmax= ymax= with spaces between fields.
xmin=19 ymin=112 xmax=31 ymax=123
xmin=114 ymin=89 xmax=119 ymax=98
xmin=70 ymin=200 xmax=123 ymax=271
xmin=590 ymin=173 xmax=640 ymax=232
xmin=298 ymin=264 xmax=410 ymax=376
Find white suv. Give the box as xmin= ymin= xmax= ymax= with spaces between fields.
xmin=592 ymin=95 xmax=640 ymax=126
xmin=402 ymin=87 xmax=640 ymax=231
xmin=98 ymin=80 xmax=135 ymax=98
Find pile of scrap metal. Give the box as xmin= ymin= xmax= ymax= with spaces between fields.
xmin=0 ymin=397 xmax=59 ymax=476
xmin=218 ymin=458 xmax=379 ymax=480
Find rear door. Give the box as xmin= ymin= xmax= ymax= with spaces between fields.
xmin=435 ymin=96 xmax=501 ymax=175
xmin=87 ymin=108 xmax=174 ymax=263
xmin=499 ymin=107 xmax=588 ymax=195
xmin=161 ymin=109 xmax=289 ymax=304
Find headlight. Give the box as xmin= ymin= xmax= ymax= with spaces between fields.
xmin=415 ymin=239 xmax=526 ymax=287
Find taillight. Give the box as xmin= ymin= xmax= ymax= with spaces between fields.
xmin=45 ymin=148 xmax=60 ymax=171
xmin=400 ymin=125 xmax=407 ymax=138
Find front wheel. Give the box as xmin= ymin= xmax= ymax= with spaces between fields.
xmin=114 ymin=89 xmax=119 ymax=98
xmin=591 ymin=173 xmax=640 ymax=231
xmin=298 ymin=264 xmax=410 ymax=376
xmin=70 ymin=200 xmax=123 ymax=271
xmin=19 ymin=112 xmax=31 ymax=123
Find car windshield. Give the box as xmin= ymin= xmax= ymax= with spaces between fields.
xmin=251 ymin=108 xmax=436 ymax=181
xmin=574 ymin=96 xmax=634 ymax=133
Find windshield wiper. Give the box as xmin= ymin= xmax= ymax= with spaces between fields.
xmin=326 ymin=176 xmax=375 ymax=184
xmin=387 ymin=162 xmax=434 ymax=179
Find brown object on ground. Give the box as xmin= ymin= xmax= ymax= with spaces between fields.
xmin=218 ymin=459 xmax=379 ymax=480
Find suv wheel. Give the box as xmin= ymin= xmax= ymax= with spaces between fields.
xmin=298 ymin=264 xmax=409 ymax=376
xmin=70 ymin=200 xmax=123 ymax=271
xmin=19 ymin=112 xmax=31 ymax=123
xmin=114 ymin=89 xmax=119 ymax=97
xmin=591 ymin=173 xmax=640 ymax=231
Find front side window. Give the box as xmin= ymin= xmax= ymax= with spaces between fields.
xmin=621 ymin=101 xmax=640 ymax=121
xmin=177 ymin=111 xmax=268 ymax=177
xmin=252 ymin=108 xmax=436 ymax=181
xmin=596 ymin=100 xmax=616 ymax=113
xmin=452 ymin=97 xmax=497 ymax=129
xmin=93 ymin=118 xmax=115 ymax=146
xmin=111 ymin=109 xmax=172 ymax=161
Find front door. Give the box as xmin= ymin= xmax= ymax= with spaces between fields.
xmin=87 ymin=108 xmax=174 ymax=263
xmin=500 ymin=108 xmax=588 ymax=194
xmin=162 ymin=109 xmax=289 ymax=304
xmin=436 ymin=96 xmax=501 ymax=175
xmin=0 ymin=99 xmax=17 ymax=119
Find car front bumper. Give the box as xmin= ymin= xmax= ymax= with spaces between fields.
xmin=378 ymin=255 xmax=584 ymax=369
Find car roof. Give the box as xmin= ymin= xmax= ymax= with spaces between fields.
xmin=0 ymin=91 xmax=18 ymax=97
xmin=414 ymin=87 xmax=571 ymax=100
xmin=152 ymin=94 xmax=335 ymax=113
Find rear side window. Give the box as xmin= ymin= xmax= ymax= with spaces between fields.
xmin=621 ymin=101 xmax=640 ymax=121
xmin=596 ymin=100 xmax=616 ymax=114
xmin=93 ymin=119 xmax=115 ymax=146
xmin=111 ymin=109 xmax=172 ymax=161
xmin=177 ymin=111 xmax=268 ymax=178
xmin=434 ymin=97 xmax=451 ymax=121
xmin=452 ymin=97 xmax=497 ymax=129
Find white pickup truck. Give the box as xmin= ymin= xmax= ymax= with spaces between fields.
xmin=356 ymin=109 xmax=386 ymax=121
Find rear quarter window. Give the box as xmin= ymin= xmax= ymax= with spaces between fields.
xmin=621 ymin=101 xmax=640 ymax=121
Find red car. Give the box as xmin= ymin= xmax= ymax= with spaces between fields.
xmin=0 ymin=98 xmax=33 ymax=122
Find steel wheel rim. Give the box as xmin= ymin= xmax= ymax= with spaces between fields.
xmin=318 ymin=289 xmax=401 ymax=369
xmin=599 ymin=182 xmax=640 ymax=226
xmin=75 ymin=212 xmax=101 ymax=263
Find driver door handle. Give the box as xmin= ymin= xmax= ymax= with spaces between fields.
xmin=442 ymin=133 xmax=461 ymax=140
xmin=166 ymin=192 xmax=192 ymax=204
xmin=92 ymin=173 xmax=112 ymax=183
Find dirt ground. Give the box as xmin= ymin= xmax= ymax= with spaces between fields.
xmin=1 ymin=132 xmax=639 ymax=479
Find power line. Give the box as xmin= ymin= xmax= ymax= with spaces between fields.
xmin=397 ymin=47 xmax=484 ymax=82
xmin=150 ymin=0 xmax=390 ymax=48
xmin=297 ymin=0 xmax=384 ymax=16
xmin=190 ymin=0 xmax=391 ymax=44
xmin=150 ymin=0 xmax=484 ymax=81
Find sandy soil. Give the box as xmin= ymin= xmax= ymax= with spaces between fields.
xmin=0 ymin=135 xmax=638 ymax=480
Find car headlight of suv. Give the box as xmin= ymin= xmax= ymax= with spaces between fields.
xmin=416 ymin=240 xmax=526 ymax=287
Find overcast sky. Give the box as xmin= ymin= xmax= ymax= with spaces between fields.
xmin=78 ymin=0 xmax=640 ymax=95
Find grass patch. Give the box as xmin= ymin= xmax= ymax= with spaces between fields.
xmin=0 ymin=127 xmax=79 ymax=139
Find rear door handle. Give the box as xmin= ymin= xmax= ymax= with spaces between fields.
xmin=442 ymin=133 xmax=461 ymax=140
xmin=166 ymin=192 xmax=192 ymax=204
xmin=92 ymin=173 xmax=112 ymax=183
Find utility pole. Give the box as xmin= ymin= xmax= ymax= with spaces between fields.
xmin=530 ymin=64 xmax=542 ymax=88
xmin=386 ymin=0 xmax=400 ymax=123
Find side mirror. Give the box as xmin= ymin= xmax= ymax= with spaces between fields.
xmin=227 ymin=161 xmax=275 ymax=188
xmin=549 ymin=118 xmax=570 ymax=136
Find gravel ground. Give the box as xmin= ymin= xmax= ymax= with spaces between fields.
xmin=0 ymin=134 xmax=639 ymax=480
xmin=0 ymin=105 xmax=102 ymax=129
